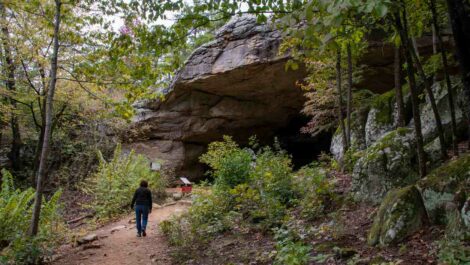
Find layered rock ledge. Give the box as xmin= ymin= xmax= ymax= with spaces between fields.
xmin=126 ymin=16 xmax=307 ymax=178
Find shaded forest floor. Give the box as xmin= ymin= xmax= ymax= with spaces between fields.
xmin=170 ymin=141 xmax=470 ymax=265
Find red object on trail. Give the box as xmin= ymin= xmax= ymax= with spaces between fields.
xmin=181 ymin=186 xmax=192 ymax=193
xmin=179 ymin=177 xmax=192 ymax=194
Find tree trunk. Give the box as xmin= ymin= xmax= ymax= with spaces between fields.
xmin=336 ymin=48 xmax=348 ymax=158
xmin=29 ymin=0 xmax=61 ymax=236
xmin=446 ymin=0 xmax=470 ymax=150
xmin=430 ymin=0 xmax=459 ymax=156
xmin=394 ymin=45 xmax=406 ymax=127
xmin=402 ymin=8 xmax=448 ymax=160
xmin=396 ymin=12 xmax=427 ymax=177
xmin=0 ymin=2 xmax=22 ymax=171
xmin=346 ymin=43 xmax=353 ymax=148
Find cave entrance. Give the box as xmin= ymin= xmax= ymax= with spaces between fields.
xmin=274 ymin=115 xmax=332 ymax=169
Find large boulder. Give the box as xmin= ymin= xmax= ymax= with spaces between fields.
xmin=352 ymin=128 xmax=419 ymax=203
xmin=365 ymin=91 xmax=397 ymax=146
xmin=346 ymin=78 xmax=469 ymax=203
xmin=127 ymin=15 xmax=307 ymax=179
xmin=420 ymin=80 xmax=468 ymax=143
xmin=368 ymin=186 xmax=427 ymax=246
xmin=417 ymin=154 xmax=470 ymax=224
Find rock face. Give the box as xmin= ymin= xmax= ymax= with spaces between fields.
xmin=127 ymin=16 xmax=307 ymax=179
xmin=417 ymin=154 xmax=470 ymax=224
xmin=368 ymin=155 xmax=470 ymax=245
xmin=368 ymin=186 xmax=427 ymax=246
xmin=335 ymin=78 xmax=470 ymax=203
xmin=352 ymin=128 xmax=419 ymax=203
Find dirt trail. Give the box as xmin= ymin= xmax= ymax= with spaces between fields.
xmin=52 ymin=202 xmax=189 ymax=265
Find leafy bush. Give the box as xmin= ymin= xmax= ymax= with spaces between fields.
xmin=273 ymin=227 xmax=312 ymax=265
xmin=162 ymin=137 xmax=296 ymax=251
xmin=0 ymin=170 xmax=65 ymax=264
xmin=200 ymin=136 xmax=252 ymax=188
xmin=437 ymin=210 xmax=470 ymax=265
xmin=84 ymin=144 xmax=167 ymax=219
xmin=161 ymin=137 xmax=336 ymax=262
xmin=294 ymin=163 xmax=337 ymax=220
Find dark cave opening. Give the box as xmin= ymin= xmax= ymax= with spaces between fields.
xmin=185 ymin=115 xmax=333 ymax=182
xmin=275 ymin=115 xmax=333 ymax=170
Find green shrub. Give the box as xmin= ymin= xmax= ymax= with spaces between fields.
xmin=250 ymin=147 xmax=294 ymax=204
xmin=273 ymin=227 xmax=312 ymax=265
xmin=437 ymin=210 xmax=470 ymax=265
xmin=162 ymin=137 xmax=296 ymax=252
xmin=0 ymin=170 xmax=65 ymax=264
xmin=161 ymin=137 xmax=336 ymax=261
xmin=160 ymin=189 xmax=234 ymax=254
xmin=84 ymin=144 xmax=167 ymax=220
xmin=200 ymin=136 xmax=252 ymax=188
xmin=294 ymin=163 xmax=337 ymax=220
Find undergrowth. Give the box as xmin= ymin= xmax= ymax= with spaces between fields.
xmin=0 ymin=170 xmax=65 ymax=264
xmin=83 ymin=144 xmax=167 ymax=220
xmin=160 ymin=136 xmax=337 ymax=264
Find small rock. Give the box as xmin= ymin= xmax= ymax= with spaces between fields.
xmin=110 ymin=225 xmax=126 ymax=233
xmin=128 ymin=218 xmax=136 ymax=224
xmin=77 ymin=234 xmax=98 ymax=245
xmin=172 ymin=192 xmax=183 ymax=201
xmin=82 ymin=243 xmax=102 ymax=250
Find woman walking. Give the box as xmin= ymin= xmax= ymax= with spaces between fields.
xmin=131 ymin=180 xmax=152 ymax=237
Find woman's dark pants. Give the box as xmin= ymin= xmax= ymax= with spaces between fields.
xmin=135 ymin=204 xmax=149 ymax=235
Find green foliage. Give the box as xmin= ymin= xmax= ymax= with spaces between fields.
xmin=162 ymin=137 xmax=337 ymax=263
xmin=370 ymin=90 xmax=396 ymax=125
xmin=0 ymin=170 xmax=65 ymax=264
xmin=161 ymin=137 xmax=296 ymax=255
xmin=200 ymin=136 xmax=252 ymax=188
xmin=84 ymin=144 xmax=166 ymax=220
xmin=437 ymin=210 xmax=470 ymax=265
xmin=294 ymin=163 xmax=337 ymax=220
xmin=273 ymin=227 xmax=312 ymax=265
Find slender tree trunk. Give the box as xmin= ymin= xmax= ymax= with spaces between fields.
xmin=336 ymin=48 xmax=348 ymax=157
xmin=29 ymin=0 xmax=61 ymax=236
xmin=0 ymin=2 xmax=22 ymax=171
xmin=346 ymin=43 xmax=353 ymax=147
xmin=394 ymin=45 xmax=406 ymax=127
xmin=430 ymin=0 xmax=459 ymax=156
xmin=401 ymin=7 xmax=448 ymax=160
xmin=446 ymin=0 xmax=470 ymax=150
xmin=396 ymin=12 xmax=427 ymax=177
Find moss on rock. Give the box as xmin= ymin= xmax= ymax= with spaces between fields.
xmin=370 ymin=90 xmax=396 ymax=125
xmin=368 ymin=185 xmax=426 ymax=246
xmin=417 ymin=154 xmax=470 ymax=224
xmin=352 ymin=128 xmax=419 ymax=203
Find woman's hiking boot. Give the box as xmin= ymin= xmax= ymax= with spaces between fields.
xmin=142 ymin=230 xmax=146 ymax=237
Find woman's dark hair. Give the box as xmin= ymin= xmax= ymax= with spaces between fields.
xmin=140 ymin=180 xmax=148 ymax=188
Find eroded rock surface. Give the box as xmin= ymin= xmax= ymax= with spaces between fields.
xmin=352 ymin=128 xmax=419 ymax=203
xmin=127 ymin=16 xmax=306 ymax=179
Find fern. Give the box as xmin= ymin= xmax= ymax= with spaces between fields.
xmin=0 ymin=169 xmax=65 ymax=264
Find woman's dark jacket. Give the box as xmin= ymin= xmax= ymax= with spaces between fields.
xmin=131 ymin=187 xmax=152 ymax=211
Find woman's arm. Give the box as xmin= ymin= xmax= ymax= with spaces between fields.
xmin=148 ymin=190 xmax=153 ymax=213
xmin=130 ymin=190 xmax=137 ymax=209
